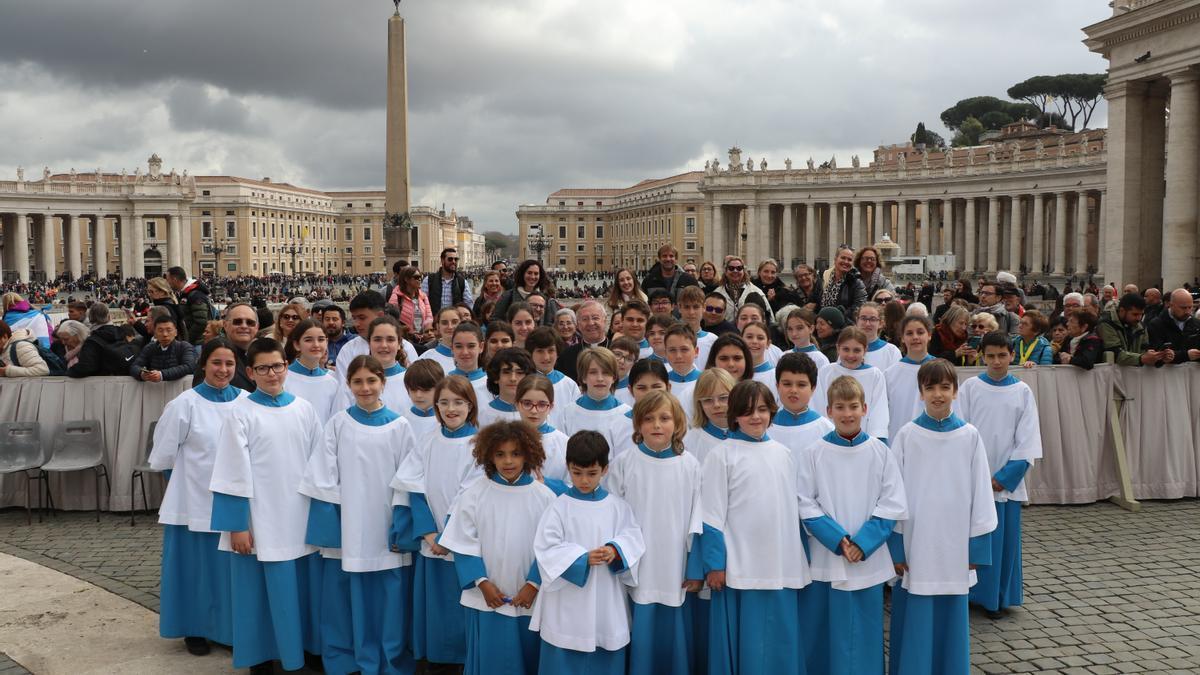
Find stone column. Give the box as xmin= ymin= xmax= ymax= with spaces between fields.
xmin=12 ymin=214 xmax=30 ymax=282
xmin=1074 ymin=193 xmax=1090 ymax=275
xmin=1162 ymin=69 xmax=1200 ymax=288
xmin=1096 ymin=192 xmax=1106 ymax=278
xmin=93 ymin=215 xmax=108 ymax=278
xmin=829 ymin=203 xmax=841 ymax=262
xmin=873 ymin=200 xmax=885 ymax=245
xmin=986 ymin=196 xmax=1000 ymax=274
xmin=897 ymin=201 xmax=908 ymax=253
xmin=916 ymin=200 xmax=928 ymax=255
xmin=40 ymin=215 xmax=56 ymax=280
xmin=168 ymin=213 xmax=183 ymax=268
xmin=781 ymin=204 xmax=794 ymax=269
xmin=1053 ymin=191 xmax=1068 ymax=275
xmin=1009 ymin=196 xmax=1024 ymax=273
xmin=1101 ymin=81 xmax=1145 ymax=287
xmin=1031 ymin=194 xmax=1045 ymax=273
xmin=130 ymin=213 xmax=144 ymax=278
xmin=940 ymin=200 xmax=952 ymax=257
xmin=964 ymin=198 xmax=977 ymax=273
xmin=66 ymin=214 xmax=82 ymax=279
xmin=804 ymin=203 xmax=818 ymax=265
xmin=708 ymin=203 xmax=721 ymax=263
xmin=743 ymin=202 xmax=758 ymax=264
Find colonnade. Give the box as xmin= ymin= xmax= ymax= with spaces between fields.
xmin=0 ymin=211 xmax=186 ymax=282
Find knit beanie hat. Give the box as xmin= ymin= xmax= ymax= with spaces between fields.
xmin=817 ymin=306 xmax=845 ymax=330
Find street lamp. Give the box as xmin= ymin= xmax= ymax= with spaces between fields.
xmin=210 ymin=236 xmax=227 ymax=278
xmin=528 ymin=229 xmax=551 ymax=267
xmin=284 ymin=241 xmax=302 ymax=274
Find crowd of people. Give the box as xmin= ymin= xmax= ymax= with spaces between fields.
xmin=4 ymin=243 xmax=1200 ymax=675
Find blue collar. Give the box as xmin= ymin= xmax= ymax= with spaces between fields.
xmin=441 ymin=424 xmax=478 ymax=439
xmin=195 ymin=381 xmax=240 ymax=403
xmin=669 ymin=368 xmax=700 ymax=383
xmin=566 ymin=485 xmax=608 ymax=501
xmin=410 ymin=405 xmax=435 ymax=418
xmin=576 ymin=394 xmax=621 ymax=411
xmin=537 ymin=422 xmax=556 ymax=434
xmin=793 ymin=344 xmax=818 ymax=353
xmin=348 ymin=404 xmax=400 ymax=426
xmin=649 ymin=353 xmax=667 ymax=363
xmin=914 ymin=412 xmax=966 ymax=432
xmin=773 ymin=408 xmax=821 ymax=426
xmin=288 ymin=361 xmax=328 ymax=377
xmin=822 ymin=429 xmax=871 ymax=446
xmin=450 ymin=367 xmax=486 ymax=381
xmin=248 ymin=389 xmax=295 ymax=407
xmin=867 ymin=338 xmax=889 ymax=352
xmin=753 ymin=361 xmax=773 ymax=373
xmin=703 ymin=421 xmax=729 ymax=440
xmin=638 ymin=442 xmax=676 ymax=459
xmin=900 ymin=354 xmax=935 ymax=365
xmin=383 ymin=363 xmax=406 ymax=377
xmin=489 ymin=398 xmax=517 ymax=412
xmin=979 ymin=372 xmax=1019 ymax=386
xmin=696 ymin=329 xmax=711 ymax=338
xmin=839 ymin=361 xmax=871 ymax=371
xmin=731 ymin=429 xmax=770 ymax=443
xmin=434 ymin=343 xmax=453 ymax=357
xmin=638 ymin=338 xmax=650 ymax=350
xmin=616 ymin=376 xmax=629 ymax=391
xmin=491 ymin=472 xmax=534 ymax=486
xmin=545 ymin=369 xmax=566 ymax=384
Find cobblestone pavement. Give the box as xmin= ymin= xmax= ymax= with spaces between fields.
xmin=3 ymin=500 xmax=1200 ymax=674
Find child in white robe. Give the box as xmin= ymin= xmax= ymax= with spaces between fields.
xmin=859 ymin=302 xmax=903 ymax=371
xmin=151 ymin=338 xmax=248 ymax=656
xmin=401 ymin=360 xmax=443 ymax=439
xmin=209 ymin=338 xmax=324 ymax=673
xmin=336 ymin=316 xmax=413 ymax=413
xmin=811 ymin=327 xmax=891 ymax=443
xmin=959 ymin=331 xmax=1042 ymax=617
xmin=415 ymin=306 xmax=462 ymax=373
xmin=527 ymin=326 xmax=581 ymax=430
xmin=783 ymin=307 xmax=831 ymax=370
xmin=735 ymin=303 xmax=783 ymax=365
xmin=282 ymin=320 xmax=340 ymax=421
xmin=440 ymin=421 xmax=557 ymax=675
xmin=530 ymin=430 xmax=645 ymax=674
xmin=743 ymin=321 xmax=779 ymax=404
xmin=675 ymin=286 xmax=717 ymax=370
xmin=701 ymin=380 xmax=809 ymax=675
xmin=704 ymin=333 xmax=754 ymax=386
xmin=516 ymin=374 xmax=570 ymax=494
xmin=887 ymin=359 xmax=998 ymax=675
xmin=478 ymin=348 xmax=531 ymax=427
xmin=390 ymin=374 xmax=484 ymax=668
xmin=448 ymin=322 xmax=490 ymax=404
xmin=884 ymin=315 xmax=936 ymax=441
xmin=769 ymin=352 xmax=834 ymax=457
xmin=797 ymin=376 xmax=907 ymax=675
xmin=560 ymin=347 xmax=632 ymax=457
xmin=663 ymin=324 xmax=702 ymax=419
xmin=607 ymin=392 xmax=704 ymax=675
xmin=300 ymin=355 xmax=417 ymax=675
xmin=611 ymin=358 xmax=671 ymax=459
xmin=609 ymin=337 xmax=640 ymax=408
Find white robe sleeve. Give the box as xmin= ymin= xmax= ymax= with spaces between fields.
xmin=700 ymin=448 xmax=729 ymax=532
xmin=1011 ymin=387 xmax=1043 ymax=463
xmin=872 ymin=445 xmax=908 ymax=521
xmin=795 ymin=445 xmax=825 ymax=521
xmin=298 ymin=418 xmax=342 ymax=504
xmin=686 ymin=459 xmax=704 ymax=540
xmin=609 ymin=500 xmax=645 ymax=586
xmin=439 ymin=482 xmax=483 ymax=559
xmin=866 ymin=370 xmax=890 ymax=439
xmin=148 ymin=394 xmax=190 ymax=471
xmin=390 ymin=435 xmax=430 ymax=495
xmin=209 ymin=409 xmax=254 ymax=498
xmin=968 ymin=432 xmax=999 ymax=537
xmin=534 ymin=502 xmax=590 ymax=592
xmin=889 ymin=428 xmax=909 ymax=535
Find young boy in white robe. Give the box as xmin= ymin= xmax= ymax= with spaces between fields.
xmin=440 ymin=421 xmax=557 ymax=675
xmin=887 ymin=358 xmax=998 ymax=675
xmin=811 ymin=327 xmax=891 ymax=443
xmin=770 ymin=352 xmax=834 ymax=456
xmin=609 ymin=337 xmax=640 ymax=408
xmin=448 ymin=321 xmax=490 ymax=403
xmin=859 ymin=302 xmax=902 ymax=371
xmin=530 ymin=430 xmax=646 ymax=674
xmin=645 ymin=313 xmax=673 ymax=364
xmin=783 ymin=307 xmax=831 ymax=370
xmin=735 ymin=303 xmax=783 ymax=365
xmin=958 ymin=331 xmax=1042 ymax=618
xmin=676 ymin=286 xmax=718 ymax=370
xmin=209 ymin=338 xmax=323 ymax=673
xmin=401 ymin=360 xmax=443 ymax=439
xmin=478 ymin=348 xmax=532 ymax=427
xmin=620 ymin=300 xmax=655 ymax=360
xmin=560 ymin=347 xmax=632 ymax=457
xmin=663 ymin=324 xmax=701 ymax=419
xmin=612 ymin=358 xmax=671 ymax=458
xmin=743 ymin=321 xmax=779 ymax=403
xmin=415 ymin=306 xmax=462 ymax=373
xmin=390 ymin=374 xmax=484 ymax=669
xmin=516 ymin=374 xmax=570 ymax=494
xmin=282 ymin=319 xmax=340 ymax=421
xmin=701 ymin=380 xmax=809 ymax=675
xmin=607 ymin=392 xmax=704 ymax=675
xmin=151 ymin=338 xmax=248 ymax=657
xmin=884 ymin=315 xmax=937 ymax=441
xmin=796 ymin=376 xmax=907 ymax=675
xmin=300 ymin=355 xmax=417 ymax=675
xmin=527 ymin=326 xmax=581 ymax=430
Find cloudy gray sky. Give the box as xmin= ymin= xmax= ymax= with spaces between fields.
xmin=0 ymin=1 xmax=1111 ymax=233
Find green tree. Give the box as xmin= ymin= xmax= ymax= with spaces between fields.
xmin=1008 ymin=73 xmax=1106 ymax=130
xmin=940 ymin=96 xmax=1039 ymax=132
xmin=951 ymin=116 xmax=985 ymax=147
xmin=911 ymin=122 xmax=946 ymax=149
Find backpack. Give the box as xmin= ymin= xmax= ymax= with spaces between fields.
xmin=9 ymin=339 xmax=68 ymax=376
xmin=96 ymin=338 xmax=142 ymax=376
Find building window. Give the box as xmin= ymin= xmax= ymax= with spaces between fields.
xmin=346 ymin=203 xmax=353 ymax=208
xmin=365 ymin=203 xmax=372 ymax=208
xmin=558 ymin=225 xmax=567 ymax=238
xmin=202 ymin=190 xmax=211 ymax=196
xmin=558 ymin=201 xmax=565 ymax=206
xmin=577 ymin=257 xmax=585 ymax=265
xmin=201 ymin=221 xmax=212 ymax=239
xmin=577 ymin=225 xmax=585 ymax=238
xmin=227 ymin=262 xmax=237 ymax=272
xmin=364 ymin=245 xmax=372 ymax=254
xmin=557 ymin=257 xmax=566 ymax=266
xmin=345 ymin=247 xmax=353 ymax=254
xmin=226 ymin=221 xmax=236 ymax=238
xmin=252 ymin=222 xmax=257 ymax=237
xmin=271 ymin=223 xmax=276 ymax=237
xmin=576 ymin=244 xmax=585 ymax=253
xmin=596 ymin=225 xmax=604 ymax=238
xmin=345 ymin=227 xmax=353 ymax=240
xmin=685 ymin=241 xmax=696 ymax=251
xmin=558 ymin=244 xmax=567 ymax=253
xmin=253 ymin=262 xmax=258 ymax=270
xmin=362 ymin=218 xmax=371 ymax=223
xmin=225 ymin=210 xmax=235 ymax=216
xmin=146 ymin=221 xmax=157 ymax=239
xmin=363 ymin=227 xmax=372 ymax=241
xmin=202 ymin=210 xmax=211 ymax=216
xmin=686 ymin=217 xmax=695 ymax=234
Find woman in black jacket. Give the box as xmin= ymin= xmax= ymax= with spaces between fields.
xmin=819 ymin=246 xmax=867 ymax=320
xmin=1059 ymin=309 xmax=1106 ymax=369
xmin=491 ymin=259 xmax=559 ymax=326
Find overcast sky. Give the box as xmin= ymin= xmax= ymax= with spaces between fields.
xmin=0 ymin=1 xmax=1111 ymax=234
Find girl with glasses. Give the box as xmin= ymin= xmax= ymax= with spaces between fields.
xmin=516 ymin=374 xmax=570 ymax=494
xmin=857 ymin=302 xmax=902 ymax=371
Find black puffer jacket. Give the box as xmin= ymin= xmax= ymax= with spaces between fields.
xmin=67 ymin=324 xmax=140 ymax=377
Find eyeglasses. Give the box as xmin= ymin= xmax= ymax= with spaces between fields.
xmin=858 ymin=316 xmax=881 ymax=324
xmin=704 ymin=305 xmax=725 ymax=314
xmin=230 ymin=318 xmax=257 ymax=327
xmin=251 ymin=362 xmax=287 ymax=375
xmin=613 ymin=352 xmax=634 ymax=363
xmin=726 ymin=265 xmax=744 ymax=272
xmin=437 ymin=398 xmax=470 ymax=409
xmin=698 ymin=394 xmax=730 ymax=405
xmin=518 ymin=399 xmax=551 ymax=412
xmin=874 ymin=297 xmax=894 ymax=303
xmin=280 ymin=314 xmax=301 ymax=321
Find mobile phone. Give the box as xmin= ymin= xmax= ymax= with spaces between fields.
xmin=967 ymin=335 xmax=981 ymax=349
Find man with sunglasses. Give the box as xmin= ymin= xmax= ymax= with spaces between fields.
xmin=422 ymin=247 xmax=472 ymax=316
xmin=700 ymin=292 xmax=738 ymax=336
xmin=191 ymin=302 xmax=259 ymax=391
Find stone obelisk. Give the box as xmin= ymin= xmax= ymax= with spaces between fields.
xmin=384 ymin=3 xmax=412 ymax=266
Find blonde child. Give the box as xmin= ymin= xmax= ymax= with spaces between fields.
xmin=811 ymin=327 xmax=890 ymax=443
xmin=560 ymin=348 xmax=632 ymax=457
xmin=858 ymin=302 xmax=902 ymax=371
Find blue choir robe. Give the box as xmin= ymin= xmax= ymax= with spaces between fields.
xmin=769 ymin=407 xmax=834 ymax=456
xmin=682 ymin=422 xmax=728 ymax=468
xmin=449 ymin=367 xmax=490 ymax=409
xmin=401 ymin=404 xmax=439 ymax=440
xmin=959 ymin=373 xmax=1042 ymax=612
xmin=610 ymin=410 xmax=638 ymax=462
xmin=440 ymin=472 xmax=557 ymax=675
xmin=390 ymin=423 xmax=483 ymax=665
xmin=883 ymin=355 xmax=935 ymax=441
xmin=751 ymin=361 xmax=779 ymax=403
xmin=608 ymin=443 xmax=703 ymax=675
xmin=150 ymin=382 xmax=246 ymax=645
xmin=530 ymin=486 xmax=645 ymax=675
xmin=336 ymin=363 xmax=413 ymax=415
xmin=765 ymin=343 xmax=784 ymax=365
xmin=864 ymin=338 xmax=902 ymax=372
xmin=209 ymin=389 xmax=323 ymax=670
xmin=615 ymin=376 xmax=634 ymax=408
xmin=544 ymin=370 xmax=581 ymax=430
xmin=478 ymin=397 xmax=522 ymax=428
xmin=797 ymin=430 xmax=907 ymax=675
xmin=416 ymin=342 xmax=457 ymax=373
xmin=284 ymin=361 xmax=341 ymax=420
xmin=537 ymin=423 xmax=570 ymax=487
xmin=791 ymin=344 xmax=830 ymax=370
xmin=887 ymin=413 xmax=997 ymax=675
xmin=301 ymin=405 xmax=417 ymax=675
xmin=560 ymin=394 xmax=632 ymax=459
xmin=811 ymin=362 xmax=890 ymax=441
xmin=700 ymin=430 xmax=809 ymax=675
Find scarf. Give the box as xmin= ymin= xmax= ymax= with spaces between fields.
xmin=862 ymin=267 xmax=886 ymax=293
xmin=821 ymin=272 xmax=844 ymax=310
xmin=65 ymin=344 xmax=83 ymax=368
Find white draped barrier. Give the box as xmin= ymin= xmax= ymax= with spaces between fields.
xmin=1 ymin=365 xmax=1197 ymax=511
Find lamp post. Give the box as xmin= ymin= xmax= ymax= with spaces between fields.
xmin=528 ymin=229 xmax=551 ymax=267
xmin=210 ymin=236 xmax=227 ymax=278
xmin=284 ymin=241 xmax=302 ymax=274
